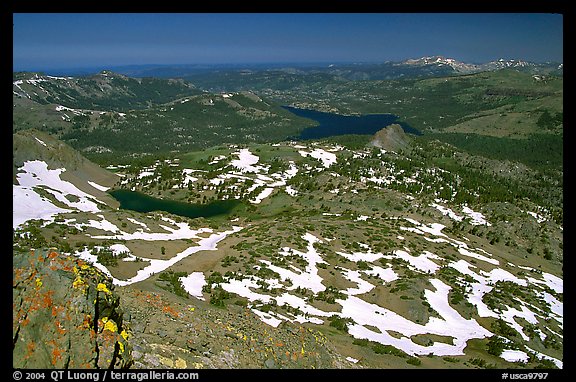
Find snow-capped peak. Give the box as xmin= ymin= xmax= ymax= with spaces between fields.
xmin=403 ymin=56 xmax=480 ymax=73
xmin=487 ymin=59 xmax=533 ymax=68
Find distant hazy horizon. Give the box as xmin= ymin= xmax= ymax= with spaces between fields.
xmin=13 ymin=13 xmax=563 ymax=72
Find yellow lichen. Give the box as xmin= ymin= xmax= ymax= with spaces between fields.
xmin=120 ymin=329 xmax=129 ymax=340
xmin=117 ymin=341 xmax=125 ymax=353
xmin=158 ymin=355 xmax=173 ymax=368
xmin=175 ymin=358 xmax=187 ymax=369
xmin=72 ymin=276 xmax=86 ymax=289
xmin=102 ymin=318 xmax=118 ymax=333
xmin=35 ymin=278 xmax=43 ymax=288
xmin=97 ymin=283 xmax=111 ymax=294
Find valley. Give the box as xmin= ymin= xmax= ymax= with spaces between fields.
xmin=12 ymin=58 xmax=563 ymax=371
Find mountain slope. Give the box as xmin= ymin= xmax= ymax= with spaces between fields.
xmin=13 ymin=65 xmax=562 ymax=169
xmin=12 ymin=61 xmax=562 ymax=370
xmin=400 ymin=56 xmax=562 ymax=76
xmin=12 ymin=134 xmax=563 ymax=369
xmin=13 ymin=71 xmax=201 ymax=111
xmin=13 ymin=75 xmax=316 ymax=163
xmin=13 ymin=129 xmax=121 ymax=229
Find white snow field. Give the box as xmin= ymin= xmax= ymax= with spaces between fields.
xmin=13 ymin=160 xmax=107 ymax=229
xmin=230 ymin=148 xmax=262 ymax=173
xmin=215 ymin=223 xmax=562 ymax=362
xmin=13 ymin=185 xmax=71 ymax=229
xmin=76 ymin=226 xmax=242 ymax=286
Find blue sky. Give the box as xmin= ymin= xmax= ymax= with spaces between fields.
xmin=13 ymin=13 xmax=563 ymax=71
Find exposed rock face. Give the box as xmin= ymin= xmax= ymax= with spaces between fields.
xmin=13 ymin=249 xmax=132 ymax=369
xmin=370 ymin=124 xmax=410 ymax=152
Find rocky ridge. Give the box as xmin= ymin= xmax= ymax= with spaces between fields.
xmin=13 ymin=249 xmax=356 ymax=369
xmin=13 ymin=249 xmax=132 ymax=368
xmin=121 ymin=286 xmax=356 ymax=369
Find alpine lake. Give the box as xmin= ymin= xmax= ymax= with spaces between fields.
xmin=110 ymin=107 xmax=420 ymax=218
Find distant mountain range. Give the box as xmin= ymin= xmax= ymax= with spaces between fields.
xmin=401 ymin=56 xmax=563 ymax=75
xmin=314 ymin=56 xmax=563 ymax=81
xmin=27 ymin=56 xmax=563 ymax=81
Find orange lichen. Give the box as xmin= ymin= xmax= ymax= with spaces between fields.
xmin=54 ymin=320 xmax=67 ymax=335
xmin=79 ymin=314 xmax=92 ymax=330
xmin=39 ymin=290 xmax=54 ymax=309
xmin=48 ymin=340 xmax=64 ymax=366
xmin=20 ymin=315 xmax=30 ymax=327
xmin=52 ymin=305 xmax=64 ymax=317
xmin=162 ymin=304 xmax=180 ymax=318
xmin=13 ymin=267 xmax=28 ymax=285
xmin=24 ymin=341 xmax=36 ymax=360
xmin=60 ymin=263 xmax=74 ymax=272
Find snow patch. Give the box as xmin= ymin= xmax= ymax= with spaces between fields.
xmin=230 ymin=148 xmax=261 ymax=173
xmin=462 ymin=205 xmax=491 ymax=226
xmin=35 ymin=137 xmax=47 ymax=147
xmin=13 ymin=160 xmax=106 ymax=228
xmin=500 ymin=349 xmax=529 ymax=363
xmin=77 ymin=226 xmax=243 ymax=286
xmin=298 ymin=148 xmax=337 ymax=168
xmin=180 ymin=272 xmax=207 ymax=300
xmin=87 ymin=181 xmax=110 ymax=192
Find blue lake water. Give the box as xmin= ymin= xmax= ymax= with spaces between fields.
xmin=109 ymin=189 xmax=240 ymax=219
xmin=282 ymin=106 xmax=421 ymax=140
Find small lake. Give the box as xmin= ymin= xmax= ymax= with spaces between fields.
xmin=282 ymin=106 xmax=421 ymax=140
xmin=109 ymin=189 xmax=240 ymax=219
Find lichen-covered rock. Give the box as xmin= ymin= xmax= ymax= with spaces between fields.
xmin=13 ymin=249 xmax=133 ymax=369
